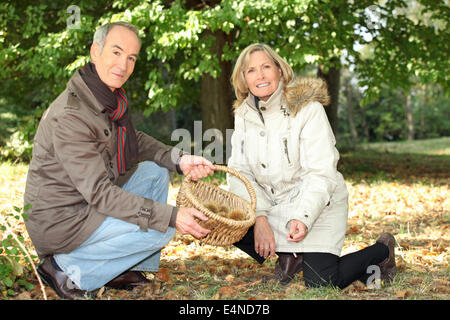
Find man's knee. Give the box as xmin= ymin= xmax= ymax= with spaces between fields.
xmin=140 ymin=161 xmax=169 ymax=184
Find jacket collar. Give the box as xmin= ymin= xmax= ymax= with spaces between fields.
xmin=239 ymin=82 xmax=286 ymax=123
xmin=245 ymin=82 xmax=284 ymax=113
xmin=237 ymin=77 xmax=330 ymax=120
xmin=67 ymin=69 xmax=106 ymax=115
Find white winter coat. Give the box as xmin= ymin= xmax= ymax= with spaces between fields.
xmin=227 ymin=78 xmax=348 ymax=255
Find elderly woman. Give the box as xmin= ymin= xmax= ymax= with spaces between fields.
xmin=229 ymin=43 xmax=396 ymax=289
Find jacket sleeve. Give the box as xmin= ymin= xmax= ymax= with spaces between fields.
xmin=285 ymin=101 xmax=339 ymax=230
xmin=52 ymin=111 xmax=175 ymax=233
xmin=227 ymin=116 xmax=273 ymax=217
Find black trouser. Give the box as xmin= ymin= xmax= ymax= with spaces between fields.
xmin=233 ymin=226 xmax=389 ymax=289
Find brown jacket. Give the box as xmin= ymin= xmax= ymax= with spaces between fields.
xmin=24 ymin=71 xmax=182 ymax=259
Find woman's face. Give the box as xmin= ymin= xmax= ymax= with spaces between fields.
xmin=244 ymin=50 xmax=282 ymax=102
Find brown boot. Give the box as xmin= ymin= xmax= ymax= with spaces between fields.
xmin=274 ymin=252 xmax=303 ymax=285
xmin=37 ymin=256 xmax=89 ymax=300
xmin=106 ymin=271 xmax=151 ymax=290
xmin=376 ymin=233 xmax=397 ymax=283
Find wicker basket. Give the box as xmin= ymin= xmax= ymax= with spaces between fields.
xmin=176 ymin=165 xmax=256 ymax=246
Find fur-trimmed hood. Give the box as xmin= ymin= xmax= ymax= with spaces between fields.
xmin=285 ymin=77 xmax=330 ymax=116
xmin=235 ymin=76 xmax=330 ymax=117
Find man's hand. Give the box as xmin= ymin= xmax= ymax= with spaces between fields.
xmin=254 ymin=216 xmax=276 ymax=259
xmin=178 ymin=155 xmax=215 ymax=181
xmin=287 ymin=219 xmax=308 ymax=242
xmin=175 ymin=207 xmax=211 ymax=239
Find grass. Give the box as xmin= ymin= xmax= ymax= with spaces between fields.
xmin=358 ymin=137 xmax=450 ymax=156
xmin=0 ymin=137 xmax=449 ymax=300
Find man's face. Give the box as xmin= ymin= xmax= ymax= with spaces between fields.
xmin=90 ymin=26 xmax=140 ymax=91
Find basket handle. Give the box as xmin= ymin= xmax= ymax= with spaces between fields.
xmin=184 ymin=164 xmax=256 ymax=212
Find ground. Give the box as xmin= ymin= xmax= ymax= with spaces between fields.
xmin=1 ymin=137 xmax=449 ymax=300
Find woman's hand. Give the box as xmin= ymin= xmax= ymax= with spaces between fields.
xmin=254 ymin=216 xmax=276 ymax=259
xmin=287 ymin=219 xmax=308 ymax=242
xmin=178 ymin=155 xmax=215 ymax=181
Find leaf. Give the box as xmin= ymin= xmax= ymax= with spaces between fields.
xmin=96 ymin=286 xmax=105 ymax=299
xmin=156 ymin=268 xmax=171 ymax=282
xmin=16 ymin=291 xmax=31 ymax=300
xmin=225 ymin=274 xmax=234 ymax=282
xmin=213 ymin=286 xmax=238 ymax=299
xmin=3 ymin=277 xmax=13 ymax=288
xmin=395 ymin=289 xmax=413 ymax=299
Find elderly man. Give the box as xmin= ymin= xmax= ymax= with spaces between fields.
xmin=24 ymin=21 xmax=214 ymax=299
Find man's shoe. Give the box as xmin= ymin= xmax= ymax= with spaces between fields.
xmin=37 ymin=256 xmax=88 ymax=300
xmin=274 ymin=252 xmax=303 ymax=285
xmin=106 ymin=271 xmax=150 ymax=290
xmin=376 ymin=233 xmax=397 ymax=283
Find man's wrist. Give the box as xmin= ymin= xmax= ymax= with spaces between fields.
xmin=175 ymin=155 xmax=184 ymax=175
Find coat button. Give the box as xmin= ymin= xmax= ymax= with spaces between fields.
xmin=260 ymin=131 xmax=265 ymax=137
xmin=261 ymin=163 xmax=266 ymax=168
xmin=104 ymin=129 xmax=109 ymax=136
xmin=260 ymin=106 xmax=266 ymax=111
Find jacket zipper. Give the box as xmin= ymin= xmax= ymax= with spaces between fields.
xmin=283 ymin=138 xmax=291 ymax=164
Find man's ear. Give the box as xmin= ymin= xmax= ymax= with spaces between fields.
xmin=90 ymin=43 xmax=100 ymax=62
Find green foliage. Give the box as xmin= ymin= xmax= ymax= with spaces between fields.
xmin=0 ymin=0 xmax=448 ymax=160
xmin=338 ymin=78 xmax=449 ymax=143
xmin=0 ymin=204 xmax=36 ymax=297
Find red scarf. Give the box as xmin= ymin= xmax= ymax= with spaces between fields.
xmin=80 ymin=63 xmax=138 ymax=175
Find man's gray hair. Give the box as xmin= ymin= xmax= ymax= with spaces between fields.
xmin=93 ymin=21 xmax=141 ymax=53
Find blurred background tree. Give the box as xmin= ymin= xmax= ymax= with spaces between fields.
xmin=0 ymin=0 xmax=448 ymax=162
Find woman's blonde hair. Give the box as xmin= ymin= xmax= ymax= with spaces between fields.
xmin=231 ymin=43 xmax=294 ymax=109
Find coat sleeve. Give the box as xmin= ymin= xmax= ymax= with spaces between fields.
xmin=286 ymin=102 xmax=339 ymax=230
xmin=135 ymin=130 xmax=184 ymax=173
xmin=52 ymin=111 xmax=175 ymax=233
xmin=227 ymin=116 xmax=273 ymax=217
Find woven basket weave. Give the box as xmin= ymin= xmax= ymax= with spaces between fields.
xmin=176 ymin=165 xmax=256 ymax=246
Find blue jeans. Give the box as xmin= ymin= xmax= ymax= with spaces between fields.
xmin=54 ymin=161 xmax=176 ymax=291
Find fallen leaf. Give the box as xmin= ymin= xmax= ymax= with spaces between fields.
xmin=225 ymin=274 xmax=234 ymax=282
xmin=213 ymin=286 xmax=239 ymax=299
xmin=16 ymin=291 xmax=32 ymax=300
xmin=432 ymin=286 xmax=450 ymax=294
xmin=409 ymin=277 xmax=423 ymax=285
xmin=153 ymin=281 xmax=162 ymax=295
xmin=96 ymin=286 xmax=105 ymax=299
xmin=156 ymin=268 xmax=171 ymax=282
xmin=164 ymin=291 xmax=178 ymax=299
xmin=395 ymin=289 xmax=413 ymax=299
xmin=176 ymin=262 xmax=187 ymax=273
xmin=247 ymin=279 xmax=262 ymax=286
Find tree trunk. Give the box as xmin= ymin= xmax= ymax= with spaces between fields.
xmin=420 ymin=84 xmax=427 ymax=139
xmin=343 ymin=76 xmax=359 ymax=143
xmin=199 ymin=30 xmax=234 ymax=139
xmin=404 ymin=92 xmax=415 ymax=140
xmin=317 ymin=57 xmax=341 ymax=137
